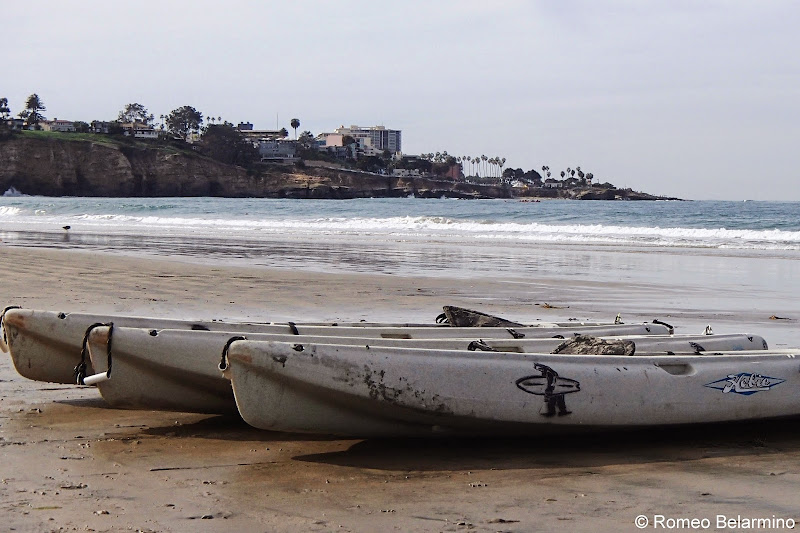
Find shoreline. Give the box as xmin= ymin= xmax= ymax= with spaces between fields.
xmin=3 ymin=239 xmax=799 ymax=345
xmin=2 ymin=246 xmax=800 ymax=531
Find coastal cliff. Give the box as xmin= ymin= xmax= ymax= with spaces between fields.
xmin=0 ymin=136 xmax=511 ymax=199
xmin=0 ymin=136 xmax=671 ymax=200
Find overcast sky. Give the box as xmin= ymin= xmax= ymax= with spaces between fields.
xmin=5 ymin=1 xmax=798 ymax=200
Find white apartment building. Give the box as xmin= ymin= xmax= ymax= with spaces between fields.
xmin=332 ymin=125 xmax=401 ymax=155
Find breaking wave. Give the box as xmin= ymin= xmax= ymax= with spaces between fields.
xmin=2 ymin=197 xmax=800 ymax=251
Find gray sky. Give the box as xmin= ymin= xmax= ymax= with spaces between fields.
xmin=5 ymin=1 xmax=799 ymax=200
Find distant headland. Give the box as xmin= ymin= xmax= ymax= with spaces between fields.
xmin=0 ymin=96 xmax=678 ymax=200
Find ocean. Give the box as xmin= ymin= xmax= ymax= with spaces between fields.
xmin=2 ymin=197 xmax=799 ymax=251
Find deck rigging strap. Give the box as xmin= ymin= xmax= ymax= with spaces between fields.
xmin=690 ymin=341 xmax=706 ymax=354
xmin=467 ymin=340 xmax=497 ymax=352
xmin=74 ymin=322 xmax=112 ymax=385
xmin=219 ymin=336 xmax=247 ymax=371
xmin=506 ymin=328 xmax=525 ymax=339
xmin=287 ymin=322 xmax=300 ymax=335
xmin=652 ymin=319 xmax=674 ymax=334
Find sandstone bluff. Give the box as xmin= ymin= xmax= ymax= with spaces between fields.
xmin=0 ymin=137 xmax=671 ymax=200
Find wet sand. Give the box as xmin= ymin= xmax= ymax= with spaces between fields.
xmin=1 ymin=246 xmax=799 ymax=532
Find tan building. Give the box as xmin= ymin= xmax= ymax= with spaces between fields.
xmin=40 ymin=119 xmax=76 ymax=132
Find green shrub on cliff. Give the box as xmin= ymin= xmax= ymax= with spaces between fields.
xmin=198 ymin=124 xmax=258 ymax=168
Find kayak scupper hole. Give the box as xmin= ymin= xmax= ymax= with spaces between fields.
xmin=656 ymin=363 xmax=695 ymax=376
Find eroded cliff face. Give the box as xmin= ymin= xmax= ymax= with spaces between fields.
xmin=0 ymin=137 xmax=256 ymax=197
xmin=1 ymin=137 xmax=670 ymax=200
xmin=0 ymin=137 xmax=511 ymax=199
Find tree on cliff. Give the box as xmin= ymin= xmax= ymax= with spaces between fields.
xmin=290 ymin=118 xmax=300 ymax=139
xmin=117 ymin=103 xmax=155 ymax=126
xmin=297 ymin=130 xmax=315 ymax=150
xmin=0 ymin=97 xmax=10 ymax=119
xmin=0 ymin=98 xmax=11 ymax=138
xmin=166 ymin=106 xmax=203 ymax=141
xmin=355 ymin=155 xmax=387 ymax=173
xmin=199 ymin=124 xmax=259 ymax=167
xmin=17 ymin=94 xmax=46 ymax=129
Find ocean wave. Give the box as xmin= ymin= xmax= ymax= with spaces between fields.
xmin=3 ymin=198 xmax=800 ymax=251
xmin=9 ymin=213 xmax=795 ymax=250
xmin=0 ymin=206 xmax=22 ymax=216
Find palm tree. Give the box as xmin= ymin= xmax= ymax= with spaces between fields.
xmin=499 ymin=157 xmax=506 ymax=178
xmin=20 ymin=93 xmax=46 ymax=128
xmin=290 ymin=118 xmax=300 ymax=139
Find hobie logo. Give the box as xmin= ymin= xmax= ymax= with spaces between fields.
xmin=704 ymin=373 xmax=785 ymax=395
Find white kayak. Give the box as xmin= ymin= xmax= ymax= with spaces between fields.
xmin=83 ymin=325 xmax=766 ymax=414
xmin=223 ymin=341 xmax=800 ymax=437
xmin=1 ymin=307 xmax=670 ymax=384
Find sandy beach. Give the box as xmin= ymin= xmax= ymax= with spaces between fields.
xmin=2 ymin=246 xmax=799 ymax=532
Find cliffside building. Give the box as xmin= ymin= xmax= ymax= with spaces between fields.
xmin=258 ymin=139 xmax=297 ymax=162
xmin=317 ymin=125 xmax=401 ymax=156
xmin=40 ymin=119 xmax=76 ymax=133
xmin=237 ymin=122 xmax=286 ymax=141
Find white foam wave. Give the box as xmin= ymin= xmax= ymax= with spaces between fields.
xmin=0 ymin=206 xmax=22 ymax=216
xmin=18 ymin=213 xmax=795 ymax=250
xmin=3 ymin=205 xmax=800 ymax=251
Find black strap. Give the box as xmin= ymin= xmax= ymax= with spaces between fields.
xmin=219 ymin=336 xmax=247 ymax=371
xmin=506 ymin=328 xmax=525 ymax=339
xmin=652 ymin=319 xmax=674 ymax=334
xmin=435 ymin=313 xmax=449 ymax=324
xmin=467 ymin=340 xmax=497 ymax=352
xmin=105 ymin=322 xmax=114 ymax=379
xmin=74 ymin=322 xmax=110 ymax=385
xmin=287 ymin=322 xmax=299 ymax=335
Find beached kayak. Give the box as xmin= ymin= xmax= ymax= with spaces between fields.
xmin=1 ymin=308 xmax=669 ymax=384
xmin=82 ymin=326 xmax=765 ymax=414
xmin=224 ymin=341 xmax=799 ymax=436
